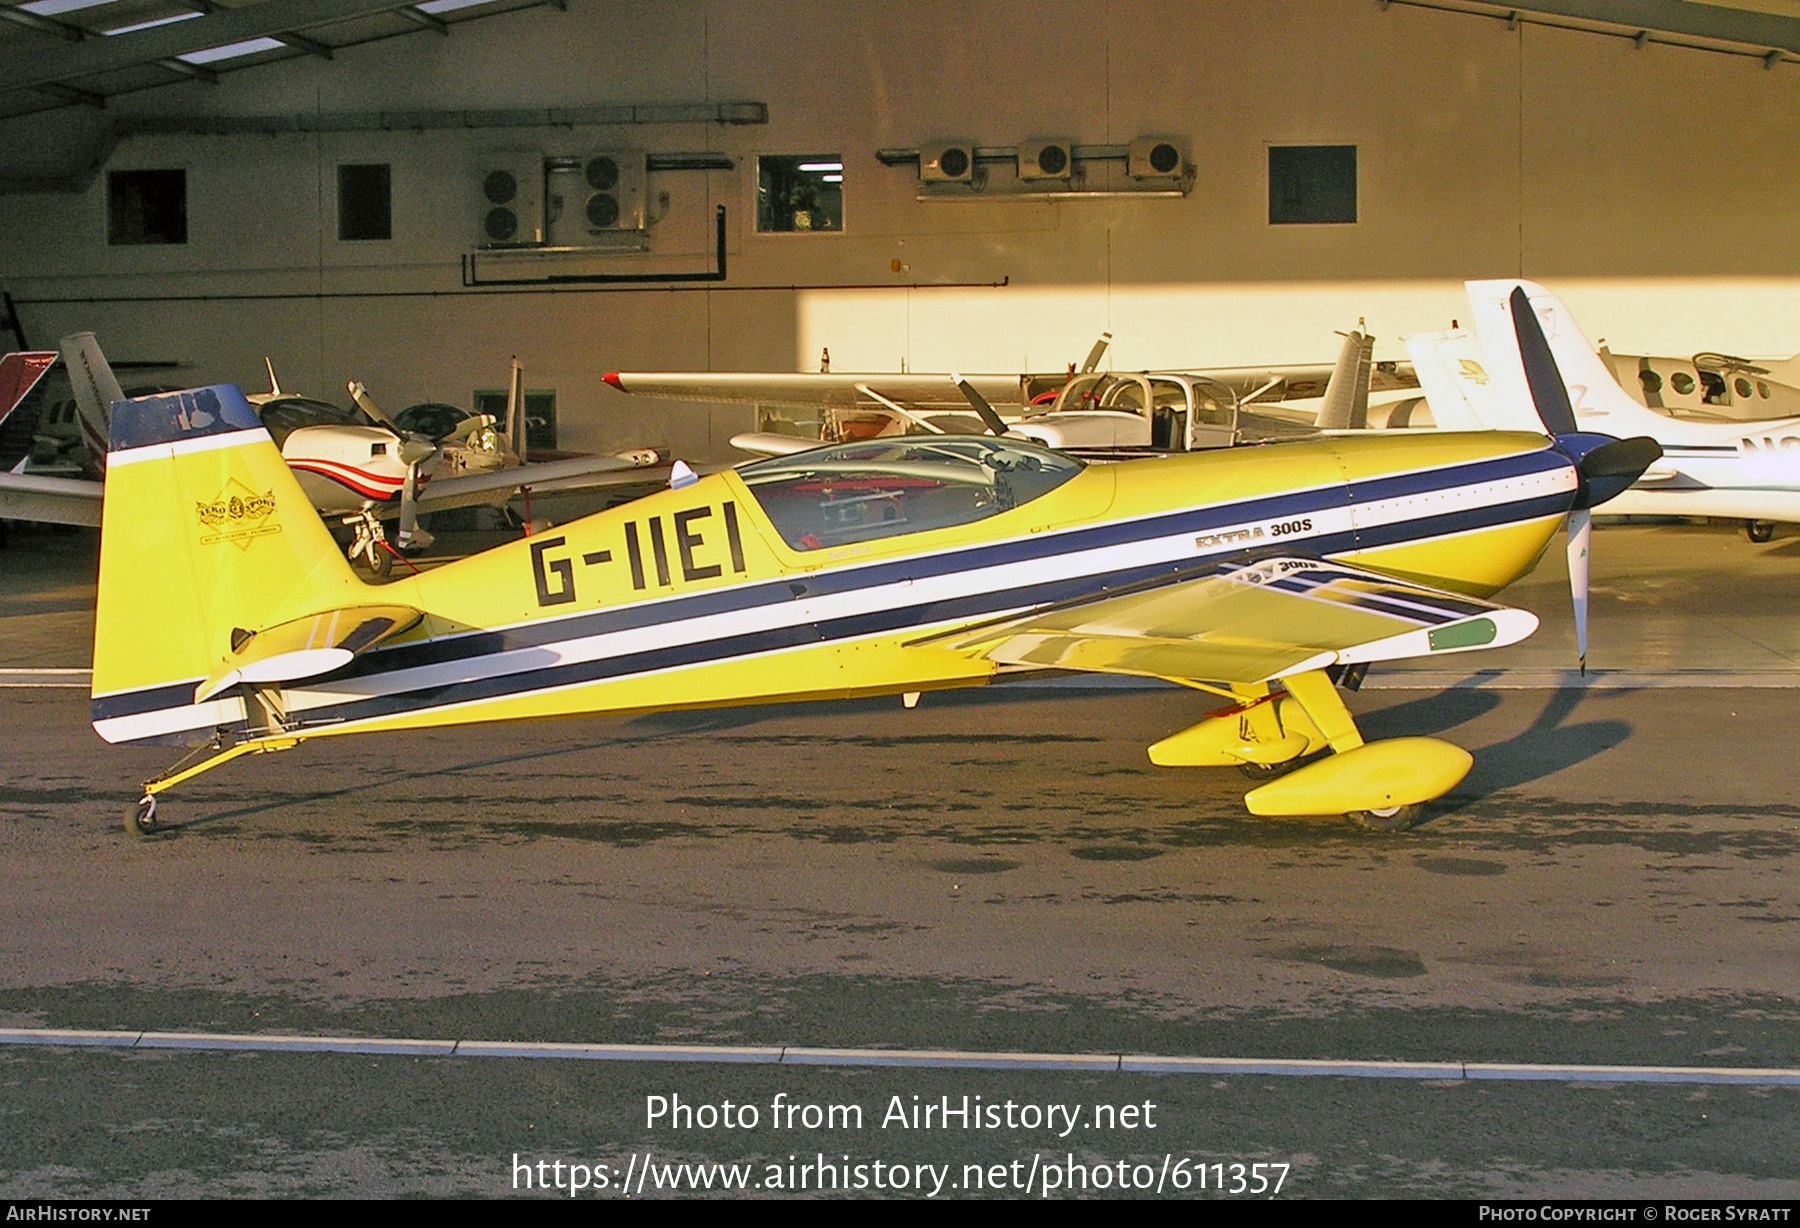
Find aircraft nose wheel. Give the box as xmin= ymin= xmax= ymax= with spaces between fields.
xmin=127 ymin=795 xmax=159 ymax=836
xmin=1345 ymin=803 xmax=1423 ymax=833
xmin=1743 ymin=520 xmax=1776 ymax=544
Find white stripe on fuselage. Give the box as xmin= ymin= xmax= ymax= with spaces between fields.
xmin=93 ymin=460 xmax=1576 ymax=743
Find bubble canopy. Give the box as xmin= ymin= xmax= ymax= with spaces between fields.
xmin=738 ymin=436 xmax=1085 ymax=551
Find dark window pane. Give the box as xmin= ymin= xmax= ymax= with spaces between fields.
xmin=1268 ymin=146 xmax=1357 ymax=225
xmin=473 ymin=389 xmax=557 ymax=452
xmin=757 ymin=155 xmax=844 ymax=233
xmin=108 ymin=169 xmax=187 ymax=245
xmin=338 ymin=163 xmax=392 ymax=242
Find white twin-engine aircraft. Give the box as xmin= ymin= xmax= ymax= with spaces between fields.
xmin=1403 ymin=282 xmax=1800 ymax=543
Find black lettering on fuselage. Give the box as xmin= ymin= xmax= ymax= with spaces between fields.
xmin=624 ymin=522 xmax=646 ymax=590
xmin=674 ymin=507 xmax=722 ymax=581
xmin=530 ymin=536 xmax=576 ymax=606
xmin=647 ymin=516 xmax=672 ymax=587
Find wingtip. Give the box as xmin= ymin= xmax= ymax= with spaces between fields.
xmin=603 ymin=372 xmax=624 ymax=392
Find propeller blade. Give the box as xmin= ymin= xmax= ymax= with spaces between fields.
xmin=951 ymin=374 xmax=1010 ymax=436
xmin=1080 ymin=332 xmax=1112 ymax=374
xmin=1566 ymin=506 xmax=1591 ymax=676
xmin=1509 ymin=286 xmax=1578 ymax=437
xmin=347 ymin=380 xmax=398 ymax=430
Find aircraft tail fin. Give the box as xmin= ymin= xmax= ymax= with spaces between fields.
xmin=91 ymin=385 xmax=370 ymax=747
xmin=1315 ymin=325 xmax=1374 ymax=430
xmin=1404 ymin=327 xmax=1503 ymax=431
xmin=58 ymin=332 xmax=125 ymax=472
xmin=1464 ymin=280 xmax=1666 ymax=435
xmin=504 ymin=356 xmax=526 ymax=465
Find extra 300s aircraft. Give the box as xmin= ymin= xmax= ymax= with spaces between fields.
xmin=96 ymin=284 xmax=1657 ymax=836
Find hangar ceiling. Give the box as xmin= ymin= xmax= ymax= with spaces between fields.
xmin=0 ymin=0 xmax=561 ymax=119
xmin=5 ymin=0 xmax=1800 ymax=124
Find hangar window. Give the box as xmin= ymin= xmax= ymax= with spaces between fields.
xmin=1268 ymin=145 xmax=1356 ymax=225
xmin=338 ymin=164 xmax=392 ymax=242
xmin=757 ymin=155 xmax=843 ymax=233
xmin=108 ymin=169 xmax=187 ymax=245
xmin=473 ymin=387 xmax=557 ymax=453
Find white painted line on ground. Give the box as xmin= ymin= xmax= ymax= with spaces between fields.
xmin=0 ymin=668 xmax=90 ymax=688
xmin=2 ymin=1027 xmax=1798 ymax=1085
xmin=1366 ymin=669 xmax=1800 ymax=690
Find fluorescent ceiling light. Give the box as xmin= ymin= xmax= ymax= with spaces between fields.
xmin=416 ymin=0 xmax=497 ymax=13
xmin=103 ymin=10 xmax=203 ymax=35
xmin=178 ymin=35 xmax=286 ymax=63
xmin=797 ymin=162 xmax=843 ymax=172
xmin=821 ymin=174 xmax=843 ymax=183
xmin=20 ymin=0 xmax=117 ymax=16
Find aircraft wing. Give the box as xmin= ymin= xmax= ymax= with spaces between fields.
xmin=918 ymin=557 xmax=1536 ymax=685
xmin=604 ymin=371 xmax=1027 ymax=413
xmin=0 ymin=471 xmax=103 ymax=527
xmin=416 ymin=452 xmax=669 ymax=511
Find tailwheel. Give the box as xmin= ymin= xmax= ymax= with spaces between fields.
xmin=1345 ymin=803 xmax=1424 ymax=833
xmin=1744 ymin=519 xmax=1775 ymax=544
xmin=127 ymin=795 xmax=159 ymax=836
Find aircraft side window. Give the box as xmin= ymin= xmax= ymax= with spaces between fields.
xmin=1759 ymin=381 xmax=1772 ymax=399
xmin=741 ymin=439 xmax=1083 ymax=550
xmin=1639 ymin=370 xmax=1663 ymax=395
xmin=1700 ymin=372 xmax=1728 ymax=405
xmin=1100 ymin=380 xmax=1148 ymax=413
xmin=1670 ymin=372 xmax=1696 ymax=396
xmin=1736 ymin=377 xmax=1755 ymax=400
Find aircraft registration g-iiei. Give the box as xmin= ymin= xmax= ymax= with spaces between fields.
xmin=95 ymin=282 xmax=1658 ymax=837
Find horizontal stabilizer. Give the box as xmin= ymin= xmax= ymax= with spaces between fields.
xmin=195 ymin=604 xmax=423 ymax=702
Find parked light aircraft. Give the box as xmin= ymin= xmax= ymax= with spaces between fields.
xmin=0 ymin=337 xmax=665 ymax=572
xmin=1399 ymin=283 xmax=1800 ymax=544
xmin=95 ymin=285 xmax=1657 ymax=836
xmin=602 ymin=334 xmax=1341 ymax=457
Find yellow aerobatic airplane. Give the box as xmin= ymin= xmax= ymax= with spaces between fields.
xmin=95 ymin=287 xmax=1658 ymax=835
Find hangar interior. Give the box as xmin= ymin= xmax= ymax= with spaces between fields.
xmin=4 ymin=0 xmax=1800 ymax=461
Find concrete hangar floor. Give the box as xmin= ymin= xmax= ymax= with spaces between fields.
xmin=0 ymin=518 xmax=1797 ymax=1199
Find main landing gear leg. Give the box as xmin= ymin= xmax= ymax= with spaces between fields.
xmin=1247 ymin=669 xmax=1469 ymax=832
xmin=128 ymin=734 xmax=300 ymax=835
xmin=1146 ymin=671 xmax=1471 ymax=832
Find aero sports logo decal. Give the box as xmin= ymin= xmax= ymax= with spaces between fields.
xmin=196 ymin=479 xmax=282 ymax=549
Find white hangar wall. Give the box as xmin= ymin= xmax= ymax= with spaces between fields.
xmin=3 ymin=0 xmax=1800 ymax=459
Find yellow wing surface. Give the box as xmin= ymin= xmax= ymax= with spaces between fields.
xmin=921 ymin=556 xmax=1538 ymax=686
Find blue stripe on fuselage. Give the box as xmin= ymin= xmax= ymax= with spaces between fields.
xmin=93 ymin=446 xmax=1573 ymax=733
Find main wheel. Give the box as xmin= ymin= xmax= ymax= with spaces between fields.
xmin=1346 ymin=803 xmax=1423 ymax=833
xmin=1744 ymin=520 xmax=1776 ymax=543
xmin=127 ymin=795 xmax=159 ymax=836
xmin=1238 ymin=759 xmax=1295 ymax=780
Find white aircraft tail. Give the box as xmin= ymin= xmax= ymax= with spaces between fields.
xmin=58 ymin=332 xmax=125 ymax=472
xmin=1404 ymin=327 xmax=1503 ymax=432
xmin=1463 ymin=280 xmax=1666 ymax=435
xmin=1315 ymin=326 xmax=1374 ymax=431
